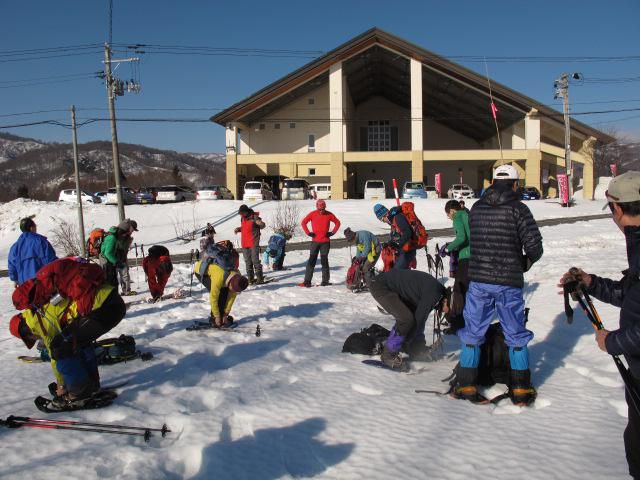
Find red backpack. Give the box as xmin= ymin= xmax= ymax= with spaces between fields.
xmin=346 ymin=257 xmax=367 ymax=292
xmin=400 ymin=202 xmax=428 ymax=248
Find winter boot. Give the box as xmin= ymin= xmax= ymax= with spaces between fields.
xmin=451 ymin=367 xmax=486 ymax=403
xmin=509 ymin=369 xmax=537 ymax=406
xmin=255 ymin=272 xmax=265 ymax=285
xmin=381 ymin=346 xmax=406 ymax=370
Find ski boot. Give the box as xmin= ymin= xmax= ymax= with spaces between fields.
xmin=509 ymin=369 xmax=537 ymax=406
xmin=451 ymin=367 xmax=486 ymax=403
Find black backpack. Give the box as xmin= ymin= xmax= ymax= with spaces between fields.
xmin=342 ymin=324 xmax=390 ymax=355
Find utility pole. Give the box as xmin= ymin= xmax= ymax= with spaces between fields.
xmin=104 ymin=42 xmax=125 ymax=222
xmin=71 ymin=105 xmax=87 ymax=256
xmin=554 ymin=72 xmax=582 ymax=207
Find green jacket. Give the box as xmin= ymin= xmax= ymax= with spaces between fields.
xmin=100 ymin=227 xmax=130 ymax=265
xmin=447 ymin=210 xmax=470 ymax=260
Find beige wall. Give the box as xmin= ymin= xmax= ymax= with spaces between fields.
xmin=423 ymin=119 xmax=480 ymax=149
xmin=352 ymin=96 xmax=411 ymax=150
xmin=239 ymin=84 xmax=330 ymax=154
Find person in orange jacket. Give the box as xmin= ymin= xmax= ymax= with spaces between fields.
xmin=299 ymin=199 xmax=341 ymax=287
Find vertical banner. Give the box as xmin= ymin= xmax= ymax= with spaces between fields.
xmin=610 ymin=164 xmax=618 ymax=177
xmin=392 ymin=178 xmax=400 ymax=206
xmin=557 ymin=173 xmax=569 ymax=206
xmin=435 ymin=173 xmax=442 ymax=197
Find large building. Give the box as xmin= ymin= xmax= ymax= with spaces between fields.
xmin=211 ymin=28 xmax=613 ymax=200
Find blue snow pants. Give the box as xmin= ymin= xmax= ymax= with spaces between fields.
xmin=56 ymin=344 xmax=99 ymax=396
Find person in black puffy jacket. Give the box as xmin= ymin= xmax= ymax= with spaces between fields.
xmin=559 ymin=171 xmax=640 ymax=478
xmin=453 ymin=164 xmax=543 ymax=406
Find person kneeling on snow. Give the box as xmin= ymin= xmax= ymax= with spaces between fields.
xmin=262 ymin=232 xmax=288 ymax=271
xmin=194 ymin=259 xmax=249 ymax=328
xmin=143 ymin=245 xmax=173 ymax=302
xmin=9 ymin=272 xmax=126 ymax=407
xmin=370 ymin=269 xmax=449 ymax=370
xmin=344 ymin=227 xmax=381 ymax=288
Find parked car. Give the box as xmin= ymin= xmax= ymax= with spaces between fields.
xmin=156 ymin=185 xmax=196 ymax=203
xmin=135 ymin=187 xmax=157 ymax=204
xmin=95 ymin=191 xmax=108 ymax=203
xmin=447 ymin=184 xmax=475 ymax=200
xmin=402 ymin=181 xmax=427 ymax=199
xmin=424 ymin=185 xmax=438 ymax=199
xmin=105 ymin=187 xmax=137 ymax=205
xmin=364 ymin=180 xmax=386 ymax=200
xmin=520 ymin=186 xmax=542 ymax=200
xmin=197 ymin=185 xmax=234 ymax=200
xmin=309 ymin=183 xmax=331 ymax=200
xmin=281 ymin=178 xmax=310 ymax=200
xmin=58 ymin=189 xmax=100 ymax=204
xmin=243 ymin=181 xmax=274 ymax=201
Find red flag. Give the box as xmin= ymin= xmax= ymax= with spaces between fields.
xmin=491 ymin=101 xmax=498 ymax=120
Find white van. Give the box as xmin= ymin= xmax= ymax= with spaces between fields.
xmin=310 ymin=183 xmax=331 ymax=200
xmin=364 ymin=180 xmax=386 ymax=200
xmin=281 ymin=178 xmax=310 ymax=200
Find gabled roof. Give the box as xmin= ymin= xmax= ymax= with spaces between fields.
xmin=211 ymin=28 xmax=613 ymax=143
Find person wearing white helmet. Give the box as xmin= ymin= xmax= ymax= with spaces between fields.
xmin=453 ymin=163 xmax=543 ymax=406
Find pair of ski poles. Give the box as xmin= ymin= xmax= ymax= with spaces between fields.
xmin=0 ymin=416 xmax=170 ymax=442
xmin=564 ymin=271 xmax=640 ymax=418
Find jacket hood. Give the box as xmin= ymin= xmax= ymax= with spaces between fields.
xmin=625 ymin=225 xmax=640 ymax=274
xmin=483 ymin=186 xmax=519 ymax=206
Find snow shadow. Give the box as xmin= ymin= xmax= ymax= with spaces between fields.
xmin=111 ymin=339 xmax=289 ymax=396
xmin=194 ymin=417 xmax=354 ymax=479
xmin=529 ymin=309 xmax=594 ymax=387
xmin=238 ymin=302 xmax=335 ymax=325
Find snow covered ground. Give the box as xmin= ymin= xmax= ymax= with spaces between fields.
xmin=0 ymin=199 xmax=633 ymax=479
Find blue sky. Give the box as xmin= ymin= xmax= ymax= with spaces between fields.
xmin=1 ymin=0 xmax=639 ymax=153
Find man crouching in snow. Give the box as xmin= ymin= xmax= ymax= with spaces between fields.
xmin=370 ymin=269 xmax=449 ymax=370
xmin=194 ymin=259 xmax=249 ymax=328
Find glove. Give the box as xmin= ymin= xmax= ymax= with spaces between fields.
xmin=234 ymin=227 xmax=241 ymax=234
xmin=327 ymin=232 xmax=334 ymax=237
xmin=308 ymin=232 xmax=316 ymax=238
xmin=521 ymin=255 xmax=533 ymax=272
xmin=49 ymin=333 xmax=74 ymax=360
xmin=438 ymin=243 xmax=449 ymax=258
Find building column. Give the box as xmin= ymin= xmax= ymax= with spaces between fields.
xmin=580 ymin=136 xmax=597 ymax=200
xmin=525 ymin=109 xmax=541 ymax=151
xmin=330 ymin=153 xmax=345 ymax=200
xmin=225 ymin=124 xmax=238 ymax=198
xmin=329 ymin=62 xmax=344 ymax=153
xmin=525 ymin=150 xmax=542 ymax=191
xmin=410 ymin=58 xmax=423 ymax=181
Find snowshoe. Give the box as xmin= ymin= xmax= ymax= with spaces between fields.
xmin=509 ymin=386 xmax=537 ymax=407
xmin=297 ymin=282 xmax=311 ymax=288
xmin=320 ymin=282 xmax=332 ymax=286
xmin=450 ymin=385 xmax=490 ymax=404
xmin=122 ymin=291 xmax=138 ymax=296
xmin=35 ymin=390 xmax=117 ymax=413
xmin=362 ymin=359 xmax=410 ymax=373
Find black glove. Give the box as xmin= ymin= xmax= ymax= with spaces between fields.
xmin=521 ymin=255 xmax=533 ymax=272
xmin=327 ymin=232 xmax=334 ymax=237
xmin=49 ymin=333 xmax=74 ymax=360
xmin=308 ymin=232 xmax=316 ymax=238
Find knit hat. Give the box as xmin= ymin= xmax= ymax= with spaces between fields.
xmin=343 ymin=227 xmax=356 ymax=243
xmin=228 ymin=274 xmax=249 ymax=292
xmin=19 ymin=217 xmax=36 ymax=232
xmin=316 ymin=199 xmax=326 ymax=210
xmin=9 ymin=313 xmax=35 ymax=349
xmin=606 ymin=171 xmax=640 ymax=203
xmin=374 ymin=204 xmax=389 ymax=221
xmin=238 ymin=204 xmax=251 ymax=216
xmin=117 ymin=218 xmax=138 ymax=232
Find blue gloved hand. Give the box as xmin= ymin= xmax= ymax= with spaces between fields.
xmin=437 ymin=243 xmax=448 ymax=257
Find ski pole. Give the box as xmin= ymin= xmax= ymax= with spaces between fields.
xmin=134 ymin=243 xmax=140 ymax=288
xmin=5 ymin=416 xmax=170 ymax=436
xmin=141 ymin=244 xmax=147 ymax=282
xmin=1 ymin=418 xmax=154 ymax=441
xmin=189 ymin=249 xmax=195 ymax=297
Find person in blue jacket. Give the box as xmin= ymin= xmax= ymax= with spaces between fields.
xmin=8 ymin=217 xmax=57 ymax=286
xmin=344 ymin=227 xmax=381 ymax=287
xmin=262 ymin=232 xmax=287 ymax=271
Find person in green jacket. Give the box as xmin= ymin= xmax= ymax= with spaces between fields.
xmin=100 ymin=219 xmax=137 ymax=294
xmin=438 ymin=200 xmax=470 ymax=333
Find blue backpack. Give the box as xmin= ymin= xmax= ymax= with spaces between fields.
xmin=267 ymin=234 xmax=286 ymax=254
xmin=199 ymin=240 xmax=239 ymax=278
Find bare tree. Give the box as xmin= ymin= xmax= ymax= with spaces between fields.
xmin=171 ymin=205 xmax=198 ymax=243
xmin=49 ymin=217 xmax=83 ymax=256
xmin=269 ymin=201 xmax=301 ymax=240
xmin=594 ymin=128 xmax=640 ymax=176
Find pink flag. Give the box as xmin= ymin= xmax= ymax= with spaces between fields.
xmin=491 ymin=101 xmax=498 ymax=120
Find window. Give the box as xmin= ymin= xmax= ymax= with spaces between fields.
xmin=308 ymin=98 xmax=315 ymax=105
xmin=274 ymin=123 xmax=280 ymax=129
xmin=308 ymin=134 xmax=315 ymax=152
xmin=289 ymin=122 xmax=296 ymax=129
xmin=367 ymin=120 xmax=390 ymax=151
xmin=309 ymin=168 xmax=316 ymax=176
xmin=259 ymin=123 xmax=265 ymax=130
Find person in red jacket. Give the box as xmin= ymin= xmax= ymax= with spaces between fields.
xmin=142 ymin=245 xmax=173 ymax=302
xmin=234 ymin=204 xmax=266 ymax=284
xmin=299 ymin=199 xmax=341 ymax=287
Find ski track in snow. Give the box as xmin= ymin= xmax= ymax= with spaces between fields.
xmin=0 ymin=199 xmax=633 ymax=479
